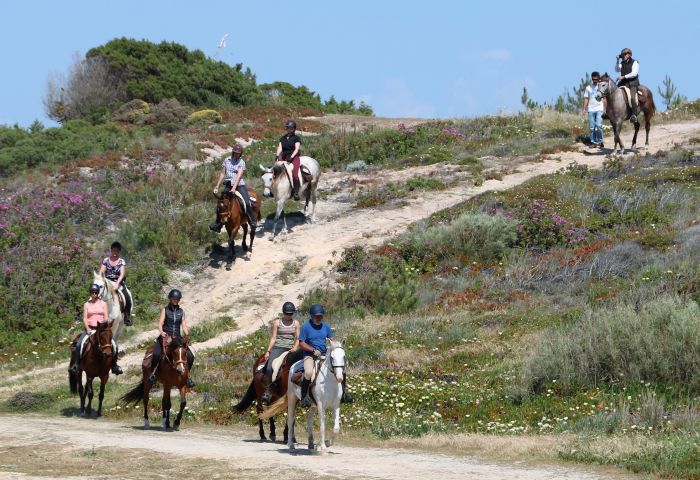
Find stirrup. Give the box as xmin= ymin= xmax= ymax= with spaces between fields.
xmin=69 ymin=363 xmax=79 ymax=374
xmin=341 ymin=392 xmax=354 ymax=404
xmin=209 ymin=223 xmax=222 ymax=232
xmin=124 ymin=314 xmax=133 ymax=327
xmin=300 ymin=395 xmax=312 ymax=407
xmin=147 ymin=373 xmax=158 ymax=384
xmin=293 ymin=191 xmax=300 ymax=201
xmin=111 ymin=364 xmax=123 ymax=375
xmin=185 ymin=378 xmax=196 ymax=388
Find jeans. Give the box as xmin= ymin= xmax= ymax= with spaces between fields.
xmin=587 ymin=111 xmax=603 ymax=145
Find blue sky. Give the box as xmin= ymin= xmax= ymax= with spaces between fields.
xmin=2 ymin=0 xmax=698 ymax=126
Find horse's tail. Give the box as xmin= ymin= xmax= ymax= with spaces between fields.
xmin=69 ymin=369 xmax=79 ymax=394
xmin=233 ymin=380 xmax=257 ymax=413
xmin=646 ymin=88 xmax=656 ymax=120
xmin=119 ymin=380 xmax=145 ymax=406
xmin=259 ymin=395 xmax=287 ymax=420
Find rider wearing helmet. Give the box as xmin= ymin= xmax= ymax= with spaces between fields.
xmin=275 ymin=120 xmax=302 ymax=201
xmin=210 ymin=143 xmax=259 ymax=232
xmin=146 ymin=289 xmax=196 ymax=388
xmin=615 ymin=47 xmax=641 ymax=123
xmin=261 ymin=301 xmax=301 ymax=403
xmin=99 ymin=241 xmax=133 ymax=326
xmin=297 ymin=304 xmax=353 ymax=407
xmin=69 ymin=283 xmax=123 ymax=375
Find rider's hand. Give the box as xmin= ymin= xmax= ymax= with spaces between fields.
xmin=184 ymin=334 xmax=190 ymax=344
xmin=264 ymin=351 xmax=270 ymax=359
xmin=213 ymin=188 xmax=218 ymax=194
xmin=313 ymin=349 xmax=322 ymax=358
xmin=160 ymin=331 xmax=167 ymax=337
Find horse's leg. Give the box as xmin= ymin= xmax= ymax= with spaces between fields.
xmin=306 ymin=407 xmax=315 ymax=450
xmin=270 ymin=200 xmax=284 ymax=240
xmin=241 ymin=223 xmax=248 ymax=252
xmin=645 ymin=117 xmax=651 ymax=146
xmin=270 ymin=417 xmax=277 ymax=442
xmin=612 ymin=122 xmax=623 ymax=154
xmin=330 ymin=406 xmax=341 ymax=447
xmin=258 ymin=419 xmax=266 ymax=441
xmin=283 ymin=421 xmax=289 ymax=444
xmin=96 ymin=375 xmax=107 ymax=417
xmin=143 ymin=380 xmax=151 ymax=429
xmin=173 ymin=388 xmax=186 ymax=431
xmin=162 ymin=385 xmax=171 ymax=429
xmin=85 ymin=377 xmax=94 ymax=416
xmin=77 ymin=372 xmax=87 ymax=416
xmin=631 ymin=121 xmax=640 ymax=151
xmin=287 ymin=391 xmax=296 ymax=450
xmin=310 ymin=185 xmax=317 ymax=223
xmin=227 ymin=232 xmax=235 ymax=265
xmin=318 ymin=402 xmax=328 ymax=452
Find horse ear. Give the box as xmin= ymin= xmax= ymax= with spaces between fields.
xmin=259 ymin=164 xmax=266 ymax=172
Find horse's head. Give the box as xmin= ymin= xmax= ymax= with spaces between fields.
xmin=165 ymin=334 xmax=188 ymax=375
xmin=595 ymin=73 xmax=613 ymax=101
xmin=95 ymin=321 xmax=113 ymax=357
xmin=214 ymin=192 xmax=234 ymax=226
xmin=259 ymin=164 xmax=275 ymax=198
xmin=328 ymin=340 xmax=346 ymax=383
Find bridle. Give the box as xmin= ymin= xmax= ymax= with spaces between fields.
xmin=328 ymin=346 xmax=346 ymax=373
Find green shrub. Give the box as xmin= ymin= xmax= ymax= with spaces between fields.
xmin=524 ymin=296 xmax=700 ymax=394
xmin=186 ymin=109 xmax=222 ymax=127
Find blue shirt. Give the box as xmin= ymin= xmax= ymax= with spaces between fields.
xmin=299 ymin=320 xmax=333 ymax=357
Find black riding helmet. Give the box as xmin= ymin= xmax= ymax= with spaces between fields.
xmin=168 ymin=289 xmax=182 ymax=299
xmin=89 ymin=283 xmax=100 ymax=293
xmin=282 ymin=301 xmax=296 ymax=314
xmin=285 ymin=119 xmax=297 ymax=129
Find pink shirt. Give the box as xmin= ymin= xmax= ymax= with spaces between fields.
xmin=85 ymin=299 xmax=107 ymax=327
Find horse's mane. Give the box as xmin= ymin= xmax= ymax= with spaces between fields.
xmin=272 ymin=163 xmax=285 ymax=176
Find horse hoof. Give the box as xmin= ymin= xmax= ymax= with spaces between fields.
xmin=270 ymin=435 xmax=276 ymax=442
xmin=144 ymin=420 xmax=150 ymax=429
xmin=173 ymin=423 xmax=180 ymax=431
xmin=325 ymin=440 xmax=332 ymax=447
xmin=308 ymin=443 xmax=314 ymax=450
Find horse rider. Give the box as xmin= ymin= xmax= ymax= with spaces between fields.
xmin=275 ymin=120 xmax=302 ymax=201
xmin=261 ymin=301 xmax=301 ymax=403
xmin=210 ymin=143 xmax=258 ymax=232
xmin=147 ymin=289 xmax=196 ymax=388
xmin=615 ymin=47 xmax=641 ymax=123
xmin=99 ymin=241 xmax=133 ymax=326
xmin=298 ymin=304 xmax=353 ymax=407
xmin=69 ymin=283 xmax=123 ymax=375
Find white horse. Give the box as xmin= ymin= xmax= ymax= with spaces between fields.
xmin=259 ymin=156 xmax=321 ymax=240
xmin=92 ymin=272 xmax=128 ymax=343
xmin=289 ymin=341 xmax=345 ymax=453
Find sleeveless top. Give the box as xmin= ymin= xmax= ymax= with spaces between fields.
xmin=85 ymin=299 xmax=107 ymax=328
xmin=163 ymin=304 xmax=184 ymax=337
xmin=102 ymin=257 xmax=126 ymax=282
xmin=274 ymin=319 xmax=296 ymax=349
xmin=620 ymin=57 xmax=640 ymax=87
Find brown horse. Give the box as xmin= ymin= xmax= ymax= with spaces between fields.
xmin=214 ymin=188 xmax=261 ymax=269
xmin=596 ymin=74 xmax=656 ymax=153
xmin=68 ymin=321 xmax=113 ymax=417
xmin=233 ymin=349 xmax=303 ymax=442
xmin=120 ymin=334 xmax=190 ymax=430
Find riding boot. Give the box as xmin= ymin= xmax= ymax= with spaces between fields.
xmin=111 ymin=353 xmax=123 ymax=375
xmin=185 ymin=377 xmax=196 ymax=388
xmin=147 ymin=353 xmax=160 ymax=384
xmin=209 ymin=212 xmax=223 ymax=232
xmin=123 ymin=310 xmax=132 ymax=326
xmin=341 ymin=376 xmax=354 ymax=404
xmin=292 ymin=179 xmax=301 ymax=201
xmin=185 ymin=348 xmax=196 ymax=388
xmin=300 ymin=378 xmax=312 ymax=407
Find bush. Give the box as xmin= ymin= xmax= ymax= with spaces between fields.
xmin=111 ymin=99 xmax=150 ymax=123
xmin=186 ymin=109 xmax=222 ymax=128
xmin=523 ymin=296 xmax=700 ymax=394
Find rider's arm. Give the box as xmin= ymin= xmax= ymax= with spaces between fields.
xmin=615 ymin=58 xmax=622 ymax=73
xmin=299 ymin=340 xmax=314 ymax=353
xmin=265 ymin=320 xmax=279 ymax=357
xmin=83 ymin=303 xmax=91 ymax=332
xmin=181 ymin=311 xmax=189 ymax=337
xmin=275 ymin=142 xmax=283 ymax=160
xmin=290 ymin=320 xmax=300 ymax=351
xmin=99 ymin=261 xmax=106 ymax=275
xmin=290 ymin=140 xmax=301 ymax=159
xmin=158 ymin=308 xmax=166 ymax=336
xmin=214 ymin=167 xmax=225 ymax=191
xmin=115 ymin=263 xmax=125 ymax=288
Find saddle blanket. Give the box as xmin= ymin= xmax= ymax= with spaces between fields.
xmin=619 ymin=86 xmax=643 ymax=109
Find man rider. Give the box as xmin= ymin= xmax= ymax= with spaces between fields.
xmin=615 ymin=47 xmax=641 ymax=123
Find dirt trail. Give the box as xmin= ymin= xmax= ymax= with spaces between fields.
xmin=4 ymin=120 xmax=699 ymax=390
xmin=0 ymin=414 xmax=635 ymax=480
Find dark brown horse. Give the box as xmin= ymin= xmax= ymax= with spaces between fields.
xmin=233 ymin=349 xmax=303 ymax=442
xmin=214 ymin=188 xmax=261 ymax=269
xmin=68 ymin=321 xmax=113 ymax=417
xmin=120 ymin=334 xmax=190 ymax=430
xmin=596 ymin=74 xmax=656 ymax=153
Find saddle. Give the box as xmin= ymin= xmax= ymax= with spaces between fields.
xmin=230 ymin=191 xmax=257 ymax=215
xmin=142 ymin=344 xmax=155 ymax=370
xmin=619 ymin=86 xmax=643 ymax=109
xmin=290 ymin=357 xmax=322 ymax=386
xmin=270 ymin=351 xmax=289 ymax=383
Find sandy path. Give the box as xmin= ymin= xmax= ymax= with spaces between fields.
xmin=0 ymin=414 xmax=635 ymax=480
xmin=4 ymin=120 xmax=699 ymax=390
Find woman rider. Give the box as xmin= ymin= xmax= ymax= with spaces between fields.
xmin=210 ymin=143 xmax=258 ymax=232
xmin=261 ymin=301 xmax=301 ymax=403
xmin=146 ymin=289 xmax=196 ymax=388
xmin=99 ymin=241 xmax=133 ymax=326
xmin=275 ymin=120 xmax=302 ymax=201
xmin=69 ymin=283 xmax=123 ymax=375
xmin=298 ymin=304 xmax=353 ymax=407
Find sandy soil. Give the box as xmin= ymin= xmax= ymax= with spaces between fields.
xmin=1 ymin=119 xmax=698 ymax=478
xmin=0 ymin=414 xmax=638 ymax=480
